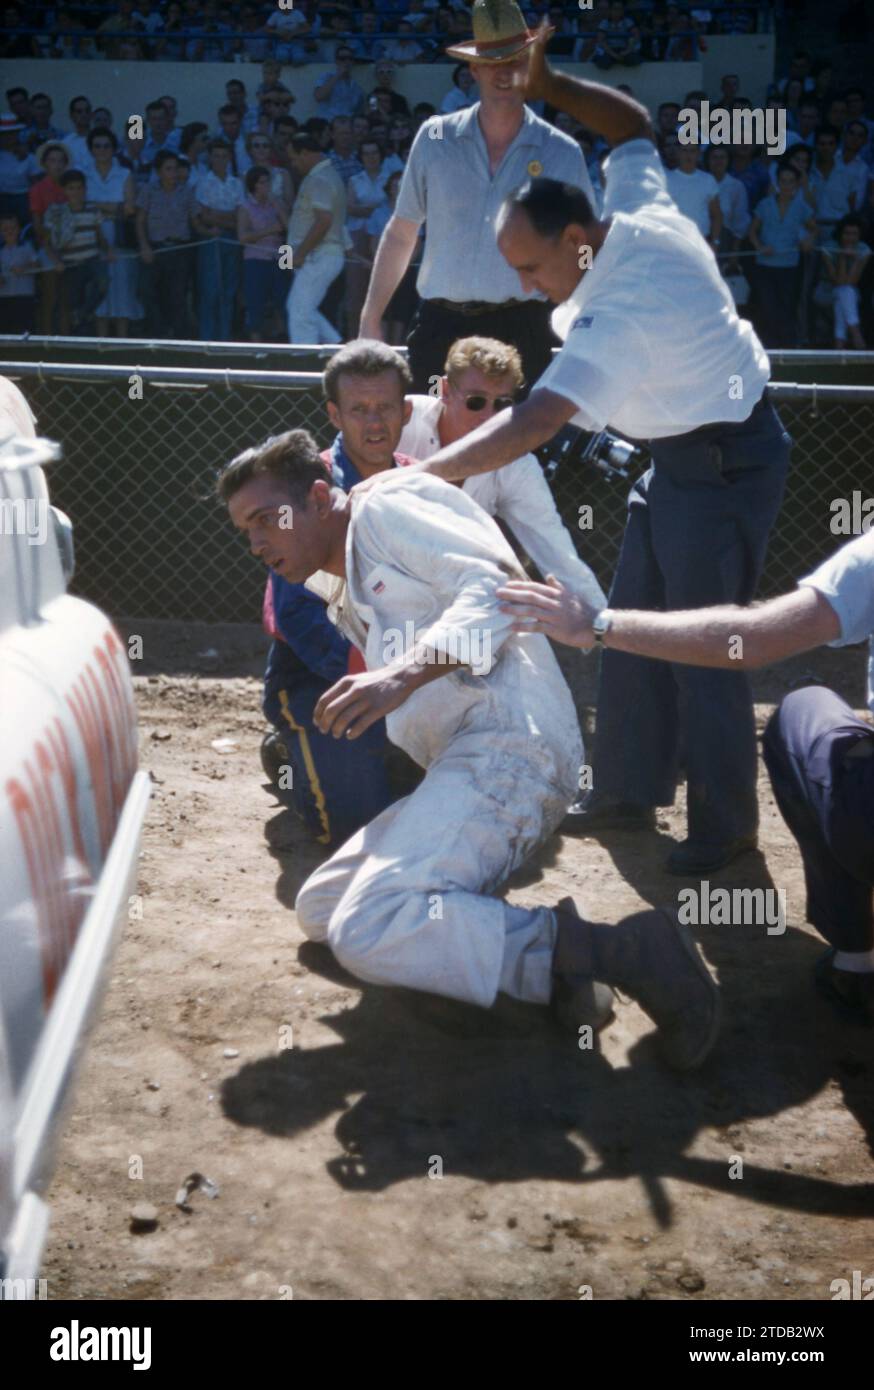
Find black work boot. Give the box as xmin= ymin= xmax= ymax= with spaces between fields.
xmin=553 ymin=906 xmax=721 ymax=1071
xmin=561 ymin=797 xmax=656 ymax=836
xmin=550 ymin=899 xmax=615 ymax=1035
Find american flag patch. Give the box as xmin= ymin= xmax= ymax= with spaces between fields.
xmin=371 ymin=579 xmax=385 ymax=595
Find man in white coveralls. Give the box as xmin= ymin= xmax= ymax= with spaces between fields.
xmin=218 ymin=429 xmax=720 ymax=1071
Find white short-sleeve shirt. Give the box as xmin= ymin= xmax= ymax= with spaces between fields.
xmin=666 ymin=167 xmax=719 ymax=237
xmin=537 ymin=139 xmax=770 ymax=440
xmin=798 ymin=531 xmax=874 ymax=713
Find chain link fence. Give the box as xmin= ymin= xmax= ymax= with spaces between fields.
xmin=5 ymin=360 xmax=874 ymax=624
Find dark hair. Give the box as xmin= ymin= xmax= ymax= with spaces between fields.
xmin=290 ymin=133 xmax=322 ymax=155
xmin=226 ymin=78 xmax=245 ymax=93
xmin=452 ymin=62 xmax=469 ymax=86
xmin=845 ymin=120 xmax=869 ymax=139
xmin=146 ymin=100 xmax=167 ymax=117
xmin=154 ymin=149 xmax=180 ymax=171
xmin=776 ymin=158 xmax=800 ymax=178
xmin=60 ymin=170 xmax=86 ymax=187
xmin=69 ymin=95 xmax=91 ymax=114
xmin=6 ymin=86 xmax=27 ymax=102
xmin=216 ymin=429 xmax=330 ymax=508
xmin=87 ymin=125 xmax=118 ymax=152
xmin=207 ymin=137 xmax=232 ymax=155
xmin=245 ymin=163 xmax=272 ymax=194
xmin=359 ymin=137 xmax=384 ymax=159
xmin=275 ymin=116 xmax=299 ymax=135
xmin=501 ymin=177 xmax=596 ymax=238
xmin=784 ymin=140 xmax=811 ymax=160
xmin=31 ymin=92 xmax=51 ymax=105
xmin=304 ymin=117 xmax=329 ymax=137
xmin=180 ymin=121 xmax=208 ymax=155
xmin=330 ymin=115 xmax=352 ymax=131
xmin=218 ymin=103 xmax=240 ymax=121
xmin=816 ymin=124 xmax=841 ymax=142
xmin=835 ymin=213 xmax=864 ymax=240
xmin=322 ymin=340 xmax=412 ymax=406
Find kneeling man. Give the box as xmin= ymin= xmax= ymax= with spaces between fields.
xmin=218 ymin=428 xmax=719 ymax=1069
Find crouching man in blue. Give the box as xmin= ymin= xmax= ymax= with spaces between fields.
xmin=497 ymin=529 xmax=874 ymax=1026
xmin=259 ymin=342 xmax=421 ymax=846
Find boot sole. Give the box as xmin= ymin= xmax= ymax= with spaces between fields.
xmin=658 ymin=908 xmax=722 ymax=1070
xmin=553 ymin=896 xmax=616 ymax=1033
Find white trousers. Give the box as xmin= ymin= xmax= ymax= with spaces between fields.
xmin=295 ymin=725 xmax=578 ymax=1008
xmin=286 ymin=246 xmax=344 ymax=344
xmin=833 ymin=284 xmax=861 ymax=337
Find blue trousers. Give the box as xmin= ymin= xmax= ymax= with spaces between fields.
xmin=763 ymin=687 xmax=874 ymax=952
xmin=197 ymin=238 xmax=240 ymax=342
xmin=591 ymin=393 xmax=792 ymax=844
xmin=264 ymin=674 xmax=397 ymax=848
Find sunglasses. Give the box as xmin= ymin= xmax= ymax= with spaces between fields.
xmin=462 ymin=393 xmax=514 ymax=413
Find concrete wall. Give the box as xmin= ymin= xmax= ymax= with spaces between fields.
xmin=3 ymin=47 xmax=772 ymax=132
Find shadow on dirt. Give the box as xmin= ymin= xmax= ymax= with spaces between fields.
xmin=222 ymin=925 xmax=874 ymax=1226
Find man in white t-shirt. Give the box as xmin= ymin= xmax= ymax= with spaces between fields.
xmin=496 ymin=531 xmax=874 ymax=1027
xmin=666 ymin=141 xmax=722 ymax=243
xmin=358 ymin=27 xmax=791 ymax=876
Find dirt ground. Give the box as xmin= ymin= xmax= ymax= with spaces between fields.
xmin=42 ymin=620 xmax=874 ymax=1302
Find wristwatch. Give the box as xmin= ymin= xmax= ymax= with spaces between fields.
xmin=592 ymin=608 xmax=613 ymax=645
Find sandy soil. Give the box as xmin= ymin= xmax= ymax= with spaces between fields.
xmin=41 ymin=620 xmax=874 ymax=1302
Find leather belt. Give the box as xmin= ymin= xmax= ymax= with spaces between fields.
xmin=426 ymin=297 xmax=532 ymax=317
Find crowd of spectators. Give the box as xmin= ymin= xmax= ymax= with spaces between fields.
xmin=0 ymin=1 xmax=770 ymax=66
xmin=0 ymin=42 xmax=872 ymax=350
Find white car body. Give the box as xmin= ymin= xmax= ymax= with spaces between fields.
xmin=0 ymin=388 xmax=150 ymax=1294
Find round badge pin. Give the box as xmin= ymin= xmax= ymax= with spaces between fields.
xmin=527 ymin=159 xmax=543 ymax=177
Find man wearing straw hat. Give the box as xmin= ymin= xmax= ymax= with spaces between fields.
xmin=359 ymin=0 xmax=594 ymax=394
xmin=357 ymin=23 xmax=792 ymax=879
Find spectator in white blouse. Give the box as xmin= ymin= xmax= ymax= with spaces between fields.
xmin=705 ymin=145 xmax=750 ymax=244
xmin=440 ymin=64 xmax=477 ymax=115
xmin=666 ymin=141 xmax=722 ymax=244
xmin=195 ymin=138 xmax=244 ymax=341
xmin=85 ymin=126 xmax=141 ymax=335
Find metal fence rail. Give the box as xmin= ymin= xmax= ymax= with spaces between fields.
xmin=5 ymin=361 xmax=873 ymax=625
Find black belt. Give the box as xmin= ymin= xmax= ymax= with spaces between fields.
xmin=426 ymin=297 xmax=535 ymax=317
xmin=653 ymin=388 xmax=773 ymax=446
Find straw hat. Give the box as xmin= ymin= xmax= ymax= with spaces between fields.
xmin=36 ymin=139 xmax=70 ymax=168
xmin=0 ymin=112 xmax=26 ymax=135
xmin=445 ymin=0 xmax=540 ymax=65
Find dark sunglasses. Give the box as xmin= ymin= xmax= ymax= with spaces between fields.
xmin=463 ymin=393 xmax=514 ymax=412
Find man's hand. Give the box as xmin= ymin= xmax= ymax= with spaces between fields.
xmin=523 ymin=20 xmax=555 ymax=103
xmin=314 ymin=668 xmax=411 ymax=739
xmin=497 ymin=574 xmax=598 ymax=649
xmin=350 ymin=461 xmax=427 ymax=501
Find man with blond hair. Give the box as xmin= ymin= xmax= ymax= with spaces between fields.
xmin=400 ymin=335 xmax=606 ymax=609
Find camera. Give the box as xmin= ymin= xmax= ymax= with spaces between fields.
xmin=535 ymin=425 xmax=650 ymax=484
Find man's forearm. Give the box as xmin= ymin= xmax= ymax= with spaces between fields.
xmin=360 ymin=217 xmax=418 ymax=328
xmin=602 ymin=590 xmax=839 ymax=669
xmin=419 ymin=388 xmax=577 ymax=482
xmin=538 ymin=65 xmax=652 ymax=145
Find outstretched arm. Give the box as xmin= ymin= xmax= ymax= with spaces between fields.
xmin=496 ymin=578 xmax=840 ymax=669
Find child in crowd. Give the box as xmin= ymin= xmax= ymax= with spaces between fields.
xmin=43 ymin=169 xmax=112 ymax=334
xmin=0 ymin=211 xmax=41 ymax=332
